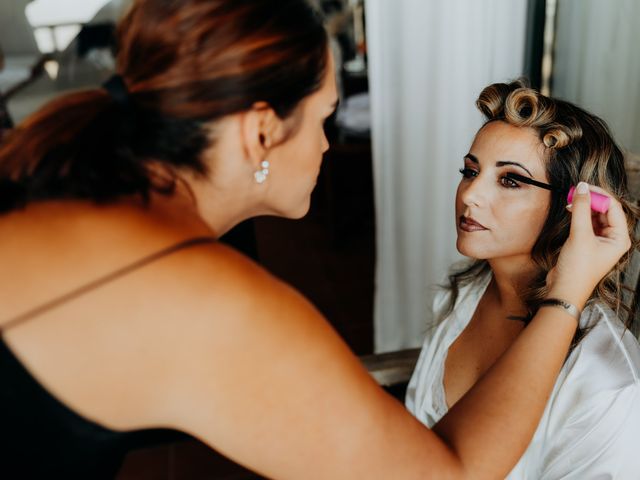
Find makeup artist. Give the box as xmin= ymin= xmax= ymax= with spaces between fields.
xmin=0 ymin=1 xmax=631 ymax=478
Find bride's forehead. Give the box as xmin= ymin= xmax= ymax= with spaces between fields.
xmin=471 ymin=123 xmax=546 ymax=166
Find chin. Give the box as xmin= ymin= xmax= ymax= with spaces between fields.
xmin=293 ymin=200 xmax=312 ymax=219
xmin=287 ymin=208 xmax=310 ymax=220
xmin=456 ymin=239 xmax=490 ymax=260
xmin=274 ymin=196 xmax=311 ymax=220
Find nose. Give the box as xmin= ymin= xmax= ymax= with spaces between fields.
xmin=459 ymin=174 xmax=486 ymax=208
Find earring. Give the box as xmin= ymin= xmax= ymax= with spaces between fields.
xmin=254 ymin=160 xmax=270 ymax=184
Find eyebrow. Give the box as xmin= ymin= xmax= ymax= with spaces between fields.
xmin=464 ymin=153 xmax=534 ymax=178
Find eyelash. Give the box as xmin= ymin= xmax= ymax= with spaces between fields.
xmin=458 ymin=167 xmax=520 ymax=189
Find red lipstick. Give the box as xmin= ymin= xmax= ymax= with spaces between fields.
xmin=459 ymin=216 xmax=487 ymax=232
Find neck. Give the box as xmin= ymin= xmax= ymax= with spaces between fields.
xmin=487 ymin=255 xmax=540 ymax=314
xmin=170 ymin=169 xmax=265 ymax=238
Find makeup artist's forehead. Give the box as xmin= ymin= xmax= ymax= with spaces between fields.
xmin=468 ymin=121 xmax=547 ymax=177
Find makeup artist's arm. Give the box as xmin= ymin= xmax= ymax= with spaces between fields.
xmin=432 ymin=183 xmax=632 ymax=479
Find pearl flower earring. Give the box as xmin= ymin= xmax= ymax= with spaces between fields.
xmin=254 ymin=160 xmax=270 ymax=184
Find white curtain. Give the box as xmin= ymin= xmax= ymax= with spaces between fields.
xmin=366 ymin=0 xmax=528 ymax=352
xmin=552 ymin=0 xmax=640 ymax=155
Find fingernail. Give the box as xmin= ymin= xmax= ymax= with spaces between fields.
xmin=576 ymin=182 xmax=589 ymax=194
xmin=565 ymin=204 xmax=572 ymax=211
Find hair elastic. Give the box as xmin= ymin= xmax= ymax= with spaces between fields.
xmin=102 ymin=74 xmax=130 ymax=108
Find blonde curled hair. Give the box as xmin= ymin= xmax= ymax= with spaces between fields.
xmin=445 ymin=79 xmax=639 ymax=345
xmin=477 ymin=84 xmax=579 ymax=149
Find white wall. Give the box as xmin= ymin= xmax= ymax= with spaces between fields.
xmin=552 ymin=0 xmax=640 ymax=155
xmin=366 ymin=0 xmax=528 ymax=352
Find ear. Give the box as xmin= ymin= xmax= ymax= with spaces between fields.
xmin=240 ymin=102 xmax=283 ymax=167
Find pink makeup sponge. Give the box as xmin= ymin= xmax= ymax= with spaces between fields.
xmin=567 ymin=186 xmax=611 ymax=213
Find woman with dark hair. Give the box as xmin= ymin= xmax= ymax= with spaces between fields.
xmin=0 ymin=2 xmax=631 ymax=479
xmin=407 ymin=80 xmax=640 ymax=478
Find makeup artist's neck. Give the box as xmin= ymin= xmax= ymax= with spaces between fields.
xmin=487 ymin=256 xmax=539 ymax=311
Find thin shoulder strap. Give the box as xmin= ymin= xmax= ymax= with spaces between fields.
xmin=1 ymin=236 xmax=217 ymax=332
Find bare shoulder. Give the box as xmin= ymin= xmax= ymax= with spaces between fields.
xmin=0 ymin=200 xmax=342 ymax=431
xmin=148 ymin=238 xmax=317 ymax=325
xmin=120 ymin=238 xmax=361 ymax=417
xmin=152 ymin=235 xmax=351 ymax=366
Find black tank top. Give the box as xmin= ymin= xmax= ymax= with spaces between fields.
xmin=0 ymin=236 xmax=216 ymax=478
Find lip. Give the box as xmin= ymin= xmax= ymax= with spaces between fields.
xmin=459 ymin=215 xmax=488 ymax=232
